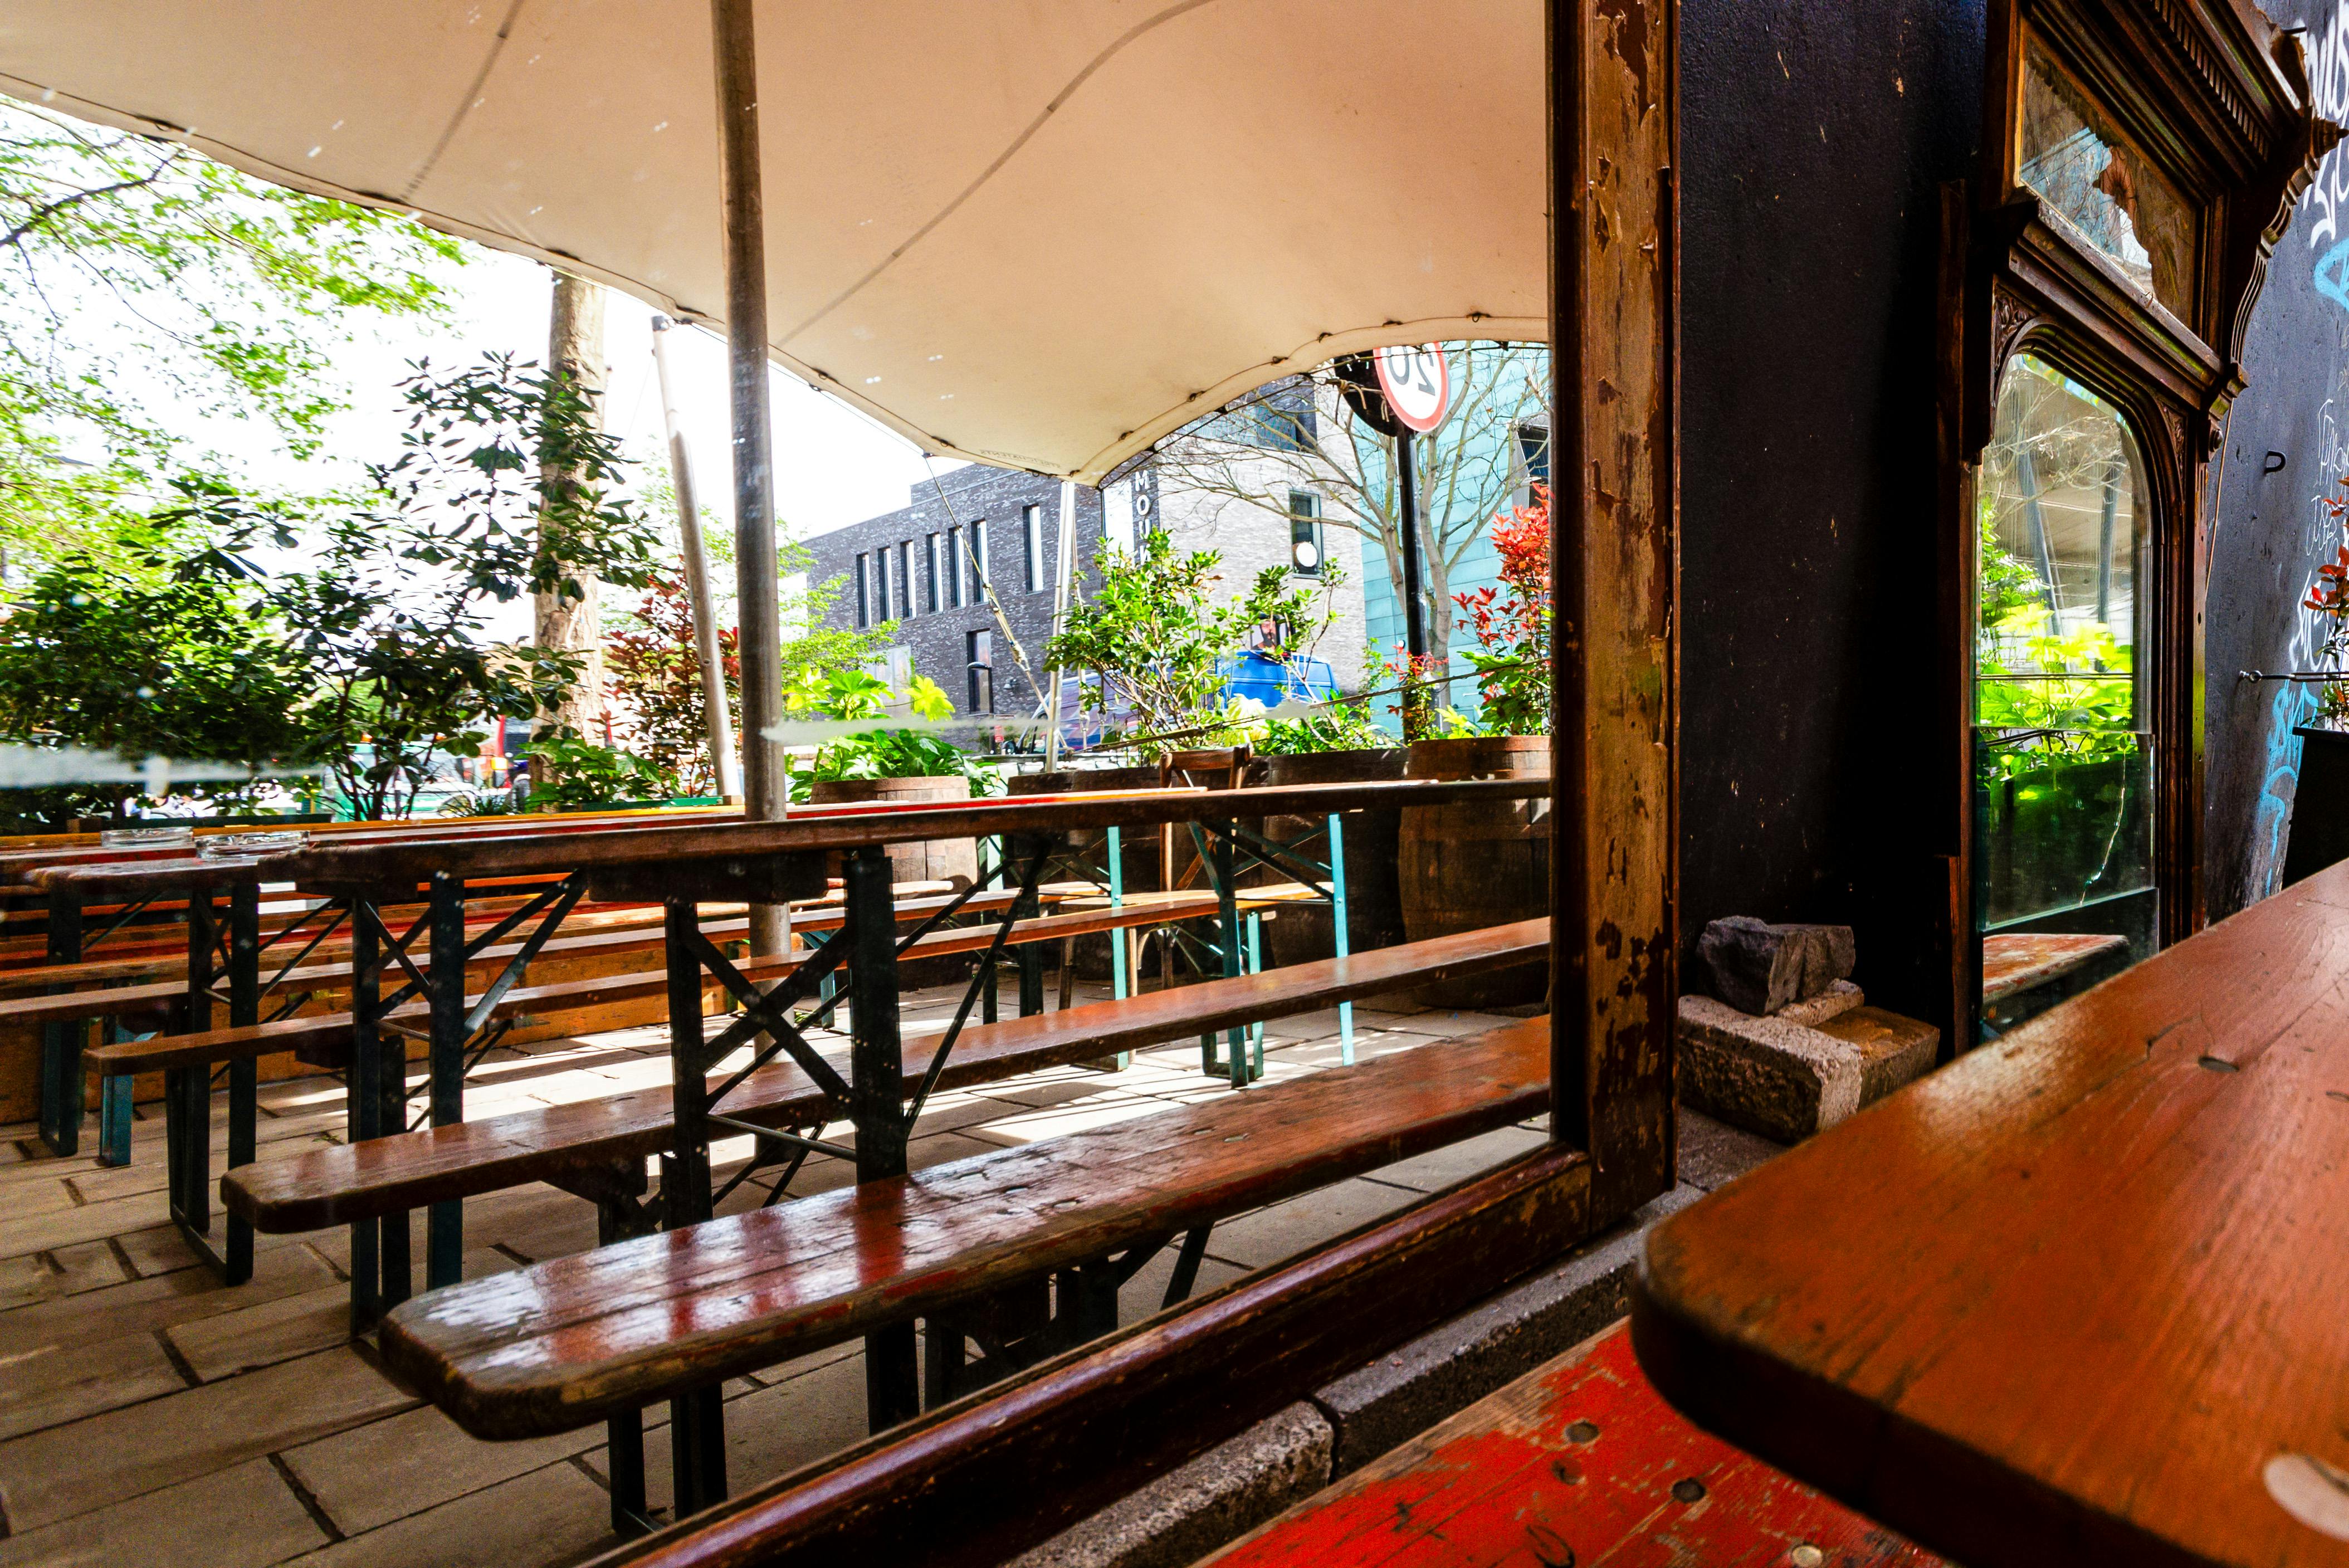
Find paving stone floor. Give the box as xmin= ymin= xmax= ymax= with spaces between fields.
xmin=0 ymin=978 xmax=1572 ymax=1568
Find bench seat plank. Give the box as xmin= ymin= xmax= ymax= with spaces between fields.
xmin=86 ymin=888 xmax=1273 ymax=1074
xmin=380 ymin=1014 xmax=1551 ymax=1440
xmin=1633 ymin=857 xmax=2349 ymax=1568
xmin=1202 ymin=1319 xmax=1943 ymax=1568
xmin=0 ymin=888 xmax=1046 ymax=1029
xmin=226 ymin=919 xmax=1549 ymax=1231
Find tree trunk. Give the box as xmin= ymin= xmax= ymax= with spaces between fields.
xmin=535 ymin=270 xmax=608 ymax=745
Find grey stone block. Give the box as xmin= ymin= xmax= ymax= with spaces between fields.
xmin=1675 ymin=1107 xmax=1785 ymax=1191
xmin=1311 ymin=1184 xmax=1704 ymax=1476
xmin=1676 ymin=995 xmax=1938 ymax=1143
xmin=1775 ymin=979 xmax=1863 ymax=1029
xmin=1697 ymin=917 xmax=1856 ymax=1015
xmin=1814 ymin=1004 xmax=1940 ymax=1102
xmin=1677 ymin=993 xmax=1862 ymax=1142
xmin=1012 ymin=1403 xmax=1332 ymax=1568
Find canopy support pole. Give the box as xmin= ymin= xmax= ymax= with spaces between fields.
xmin=1044 ymin=480 xmax=1078 ymax=769
xmin=651 ymin=314 xmax=743 ymax=805
xmin=713 ymin=0 xmax=788 ymax=955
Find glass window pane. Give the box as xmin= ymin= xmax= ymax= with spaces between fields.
xmin=2019 ymin=35 xmax=2196 ymax=316
xmin=1974 ymin=354 xmax=2156 ymax=1024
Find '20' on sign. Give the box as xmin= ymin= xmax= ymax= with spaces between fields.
xmin=1373 ymin=344 xmax=1451 ymax=433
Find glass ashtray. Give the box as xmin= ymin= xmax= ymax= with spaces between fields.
xmin=197 ymin=831 xmax=311 ymax=861
xmin=100 ymin=825 xmax=195 ymax=849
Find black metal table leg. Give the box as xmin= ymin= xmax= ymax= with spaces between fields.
xmin=165 ymin=887 xmax=218 ymax=1260
xmin=224 ymin=883 xmax=258 ymax=1284
xmin=40 ymin=887 xmax=85 ymax=1154
xmin=846 ymin=843 xmax=919 ymax=1431
xmin=348 ymin=901 xmax=393 ymax=1327
xmin=426 ymin=872 xmax=467 ymax=1288
xmin=662 ymin=896 xmax=726 ymax=1513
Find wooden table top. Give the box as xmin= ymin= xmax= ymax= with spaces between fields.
xmin=1205 ymin=1320 xmax=1942 ymax=1567
xmin=1633 ymin=858 xmax=2349 ymax=1567
xmin=1979 ymin=930 xmax=2129 ymax=1002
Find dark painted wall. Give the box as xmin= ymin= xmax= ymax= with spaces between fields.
xmin=1678 ymin=0 xmax=1985 ymax=1018
xmin=2203 ymin=0 xmax=2349 ymax=917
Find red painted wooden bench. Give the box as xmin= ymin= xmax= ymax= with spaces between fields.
xmin=1203 ymin=1319 xmax=1945 ymax=1567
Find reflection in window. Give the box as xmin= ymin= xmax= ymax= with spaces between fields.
xmin=2019 ymin=36 xmax=2196 ymax=316
xmin=1975 ymin=356 xmax=2155 ymax=1024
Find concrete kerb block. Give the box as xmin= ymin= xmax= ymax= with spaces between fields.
xmin=1310 ymin=1183 xmax=1705 ymax=1477
xmin=1676 ymin=994 xmax=1938 ymax=1143
xmin=1011 ymin=1403 xmax=1334 ymax=1568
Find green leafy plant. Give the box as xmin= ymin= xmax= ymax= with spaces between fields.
xmin=158 ymin=353 xmax=666 ymax=820
xmin=1450 ymin=486 xmax=1551 ymax=737
xmin=1047 ymin=527 xmax=1351 ymax=751
xmin=519 ymin=735 xmax=680 ymax=810
xmin=605 ymin=476 xmax=894 ymax=794
xmin=785 ymin=667 xmax=997 ymax=794
xmin=1258 ymin=698 xmax=1390 ymax=756
xmin=0 ymin=515 xmax=320 ymax=826
xmin=0 ymin=95 xmax=458 ymax=575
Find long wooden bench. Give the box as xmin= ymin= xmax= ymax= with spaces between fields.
xmin=6 ymin=888 xmax=1024 ymax=1036
xmin=83 ymin=888 xmax=1278 ymax=1093
xmin=380 ymin=1009 xmax=1555 ymax=1443
xmin=225 ymin=919 xmax=1549 ymax=1234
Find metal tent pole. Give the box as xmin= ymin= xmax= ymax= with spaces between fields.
xmin=714 ymin=0 xmax=788 ymax=960
xmin=1396 ymin=430 xmax=1431 ymax=737
xmin=651 ymin=313 xmax=744 ymax=804
xmin=1044 ymin=480 xmax=1078 ymax=769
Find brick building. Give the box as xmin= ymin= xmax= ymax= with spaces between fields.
xmin=804 ymin=394 xmax=1370 ymax=724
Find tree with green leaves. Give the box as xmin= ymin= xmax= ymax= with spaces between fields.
xmin=0 ymin=95 xmax=460 ymax=574
xmin=0 ymin=514 xmax=319 ymax=827
xmin=168 ymin=353 xmax=666 ymax=820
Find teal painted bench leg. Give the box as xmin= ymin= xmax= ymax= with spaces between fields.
xmin=1330 ymin=812 xmax=1355 ymax=1066
xmin=99 ymin=1071 xmax=134 ymax=1167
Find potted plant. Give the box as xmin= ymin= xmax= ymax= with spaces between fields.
xmin=789 ymin=665 xmax=995 ymax=888
xmin=516 ymin=735 xmax=683 ymax=813
xmin=1399 ymin=487 xmax=1555 ymax=1007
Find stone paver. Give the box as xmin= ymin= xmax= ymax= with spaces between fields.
xmin=0 ymin=1347 xmax=417 ymax=1531
xmin=276 ymin=1460 xmax=613 ymax=1568
xmin=0 ymin=1244 xmax=335 ymax=1360
xmin=0 ymin=1457 xmax=326 ymax=1568
xmin=0 ymin=1325 xmax=187 ymax=1442
xmin=0 ymin=969 xmax=1551 ymax=1562
xmin=281 ymin=1404 xmax=604 ymax=1537
xmin=1202 ymin=1178 xmax=1427 ymax=1271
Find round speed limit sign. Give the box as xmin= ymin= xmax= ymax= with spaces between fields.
xmin=1373 ymin=344 xmax=1451 ymax=433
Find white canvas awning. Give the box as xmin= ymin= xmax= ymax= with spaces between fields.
xmin=0 ymin=1 xmax=1545 ymax=482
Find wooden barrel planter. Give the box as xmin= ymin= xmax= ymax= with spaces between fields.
xmin=808 ymin=775 xmax=977 ymax=890
xmin=1018 ymin=764 xmax=1168 ymax=981
xmin=1261 ymin=748 xmax=1408 ymax=966
xmin=1399 ymin=735 xmax=1551 ymax=1008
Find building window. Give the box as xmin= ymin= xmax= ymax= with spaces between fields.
xmin=1023 ymin=504 xmax=1044 ymax=593
xmin=872 ymin=547 xmax=891 ymax=625
xmin=1288 ymin=492 xmax=1323 ymax=576
xmin=971 ymin=519 xmax=990 ymax=598
xmin=897 ymin=542 xmax=913 ymax=618
xmin=853 ymin=552 xmax=870 ymax=627
xmin=924 ymin=533 xmax=941 ymax=614
xmin=966 ymin=628 xmax=994 ymax=714
xmin=1517 ymin=423 xmax=1550 ymax=487
xmin=946 ymin=527 xmax=964 ymax=607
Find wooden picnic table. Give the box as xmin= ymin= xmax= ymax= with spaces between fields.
xmin=1632 ymin=854 xmax=2349 ymax=1567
